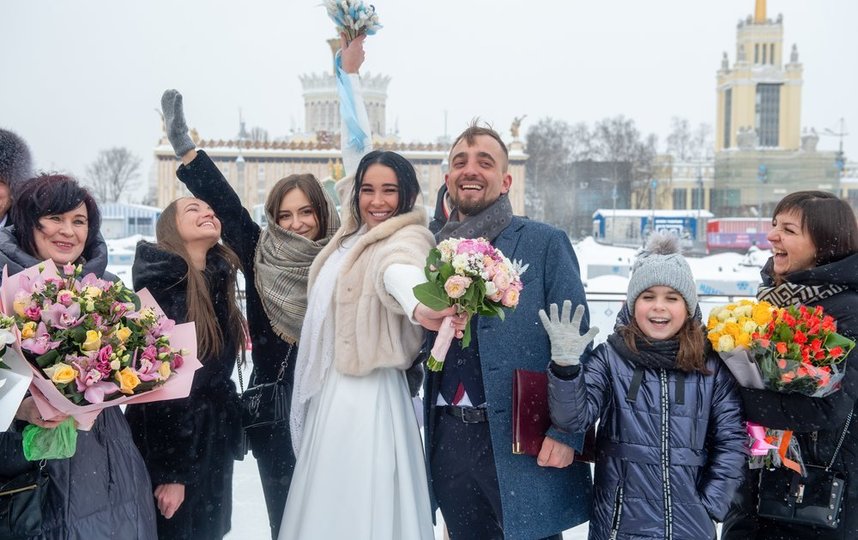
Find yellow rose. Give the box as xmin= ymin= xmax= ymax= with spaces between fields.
xmin=116 ymin=367 xmax=140 ymax=394
xmin=44 ymin=362 xmax=78 ymax=384
xmin=21 ymin=321 xmax=37 ymax=340
xmin=736 ymin=333 xmax=752 ymax=347
xmin=158 ymin=362 xmax=171 ymax=380
xmin=752 ymin=302 xmax=774 ymax=326
xmin=715 ymin=309 xmax=731 ymax=322
xmin=742 ymin=319 xmax=759 ymax=334
xmin=707 ymin=332 xmax=722 ymax=349
xmin=724 ymin=321 xmax=741 ymax=337
xmin=735 ymin=305 xmax=753 ymax=318
xmin=81 ymin=330 xmax=102 ymax=351
xmin=717 ymin=334 xmax=735 ymax=352
xmin=84 ymin=286 xmax=102 ymax=298
xmin=114 ymin=326 xmax=133 ymax=343
xmin=12 ymin=295 xmax=30 ymax=318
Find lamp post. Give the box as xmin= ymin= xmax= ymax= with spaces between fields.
xmin=597 ymin=178 xmax=618 ymax=245
xmin=649 ymin=178 xmax=658 ymax=240
xmin=757 ymin=163 xmax=768 ymax=238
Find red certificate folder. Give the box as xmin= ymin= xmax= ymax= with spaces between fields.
xmin=512 ymin=368 xmax=596 ymax=462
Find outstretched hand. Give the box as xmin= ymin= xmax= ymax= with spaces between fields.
xmin=339 ymin=33 xmax=366 ymax=74
xmin=161 ymin=89 xmax=196 ymax=159
xmin=538 ymin=300 xmax=599 ymax=367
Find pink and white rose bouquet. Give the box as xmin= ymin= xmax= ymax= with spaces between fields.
xmin=414 ymin=237 xmax=526 ymax=371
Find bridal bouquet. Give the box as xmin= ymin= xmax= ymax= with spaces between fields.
xmin=323 ymin=0 xmax=382 ymax=42
xmin=0 ymin=260 xmax=200 ymax=431
xmin=414 ymin=237 xmax=525 ymax=371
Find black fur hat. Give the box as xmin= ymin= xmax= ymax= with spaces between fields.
xmin=0 ymin=128 xmax=33 ymax=191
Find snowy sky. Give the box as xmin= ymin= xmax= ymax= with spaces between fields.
xmin=2 ymin=0 xmax=856 ymax=202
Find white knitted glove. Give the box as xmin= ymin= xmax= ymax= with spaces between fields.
xmin=538 ymin=300 xmax=600 ymax=367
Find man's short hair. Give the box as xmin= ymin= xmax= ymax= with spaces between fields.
xmin=449 ymin=120 xmax=509 ymax=172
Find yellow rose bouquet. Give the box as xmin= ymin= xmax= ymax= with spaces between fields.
xmin=0 ymin=260 xmax=201 ymax=436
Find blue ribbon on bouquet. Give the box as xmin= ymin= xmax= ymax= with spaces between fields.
xmin=335 ymin=52 xmax=368 ymax=155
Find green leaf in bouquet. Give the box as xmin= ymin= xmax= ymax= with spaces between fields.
xmin=35 ymin=349 xmax=60 ymax=369
xmin=424 ymin=249 xmax=442 ymax=280
xmin=68 ymin=325 xmax=88 ymax=345
xmin=439 ymin=261 xmax=455 ymax=282
xmin=413 ymin=282 xmax=450 ymax=311
xmin=461 ymin=320 xmax=473 ymax=348
xmin=824 ymin=331 xmax=855 ymax=358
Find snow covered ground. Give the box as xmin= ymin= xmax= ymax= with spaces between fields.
xmin=106 ymin=235 xmax=761 ymax=539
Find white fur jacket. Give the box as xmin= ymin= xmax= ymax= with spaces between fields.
xmin=308 ymin=199 xmax=433 ymax=376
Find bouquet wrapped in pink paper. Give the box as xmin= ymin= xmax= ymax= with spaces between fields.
xmin=0 ymin=260 xmax=201 ymax=430
xmin=413 ymin=237 xmax=526 ymax=371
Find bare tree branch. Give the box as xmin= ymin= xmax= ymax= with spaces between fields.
xmin=85 ymin=147 xmax=142 ymax=203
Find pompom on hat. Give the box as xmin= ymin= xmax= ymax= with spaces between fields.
xmin=627 ymin=232 xmax=698 ymax=315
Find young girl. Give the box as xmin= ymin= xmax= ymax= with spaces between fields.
xmin=126 ymin=198 xmax=246 ymax=539
xmin=544 ymin=233 xmax=746 ymax=540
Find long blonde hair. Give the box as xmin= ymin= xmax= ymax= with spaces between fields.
xmin=156 ymin=200 xmax=246 ymax=359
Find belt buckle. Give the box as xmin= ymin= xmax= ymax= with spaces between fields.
xmin=460 ymin=406 xmax=484 ymax=424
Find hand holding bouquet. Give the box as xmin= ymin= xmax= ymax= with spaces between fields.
xmin=323 ymin=0 xmax=382 ymax=43
xmin=413 ymin=237 xmax=525 ymax=371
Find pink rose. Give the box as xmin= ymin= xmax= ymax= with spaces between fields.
xmin=492 ymin=271 xmax=512 ymax=293
xmin=501 ymin=287 xmax=520 ymax=308
xmin=444 ymin=275 xmax=472 ymax=299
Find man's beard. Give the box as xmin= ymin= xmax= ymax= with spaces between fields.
xmin=450 ymin=191 xmax=493 ymax=217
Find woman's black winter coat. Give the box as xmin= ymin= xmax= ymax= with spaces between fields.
xmin=125 ymin=242 xmax=242 ymax=540
xmin=723 ymin=253 xmax=858 ymax=539
xmin=174 ymin=150 xmax=297 ymax=538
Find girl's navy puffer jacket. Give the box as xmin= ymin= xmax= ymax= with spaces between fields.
xmin=549 ymin=343 xmax=746 ymax=540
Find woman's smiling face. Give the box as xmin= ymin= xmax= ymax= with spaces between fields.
xmin=767 ymin=209 xmax=817 ymax=277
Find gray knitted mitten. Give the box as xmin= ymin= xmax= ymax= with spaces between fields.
xmin=161 ymin=89 xmax=195 ymax=158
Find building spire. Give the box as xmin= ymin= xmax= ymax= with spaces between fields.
xmin=754 ymin=0 xmax=766 ymax=23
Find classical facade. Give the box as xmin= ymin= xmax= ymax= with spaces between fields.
xmin=154 ymin=40 xmax=527 ymax=215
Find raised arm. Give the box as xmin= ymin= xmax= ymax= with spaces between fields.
xmin=337 ymin=34 xmax=373 ymax=176
xmin=161 ymin=89 xmax=261 ymax=268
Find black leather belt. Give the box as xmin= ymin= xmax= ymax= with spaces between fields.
xmin=442 ymin=405 xmax=488 ymax=424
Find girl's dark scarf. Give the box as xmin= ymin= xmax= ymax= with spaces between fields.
xmin=607 ymin=302 xmax=703 ymax=372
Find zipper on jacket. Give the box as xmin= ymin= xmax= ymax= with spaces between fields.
xmin=659 ymin=369 xmax=673 ymax=540
xmin=609 ymin=485 xmax=625 ymax=540
xmin=811 ymin=431 xmax=818 ymax=459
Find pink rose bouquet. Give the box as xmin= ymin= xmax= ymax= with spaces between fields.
xmin=1 ymin=260 xmax=201 ymax=431
xmin=414 ymin=237 xmax=526 ymax=371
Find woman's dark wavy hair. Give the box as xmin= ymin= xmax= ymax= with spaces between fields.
xmin=772 ymin=190 xmax=858 ymax=267
xmin=341 ymin=150 xmax=420 ymax=243
xmin=11 ymin=174 xmax=101 ymax=259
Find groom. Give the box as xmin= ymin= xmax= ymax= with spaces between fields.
xmin=415 ymin=122 xmax=593 ymax=539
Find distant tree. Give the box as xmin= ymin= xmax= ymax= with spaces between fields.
xmin=525 ymin=119 xmax=585 ymax=224
xmin=666 ymin=117 xmax=713 ymax=161
xmin=591 ymin=116 xmax=658 ymax=209
xmin=666 ymin=116 xmax=693 ymax=160
xmin=85 ymin=147 xmax=141 ymax=203
xmin=249 ymin=126 xmax=269 ymax=143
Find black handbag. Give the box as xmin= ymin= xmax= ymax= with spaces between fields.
xmin=757 ymin=410 xmax=853 ymax=529
xmin=0 ymin=460 xmax=48 ymax=537
xmin=238 ymin=343 xmax=293 ymax=432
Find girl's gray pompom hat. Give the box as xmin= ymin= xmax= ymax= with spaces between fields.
xmin=627 ymin=232 xmax=698 ymax=314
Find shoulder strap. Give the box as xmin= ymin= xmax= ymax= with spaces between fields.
xmin=826 ymin=408 xmax=854 ymax=471
xmin=626 ymin=366 xmax=645 ymax=404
